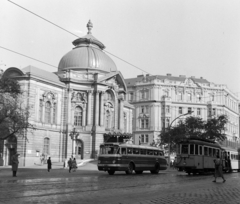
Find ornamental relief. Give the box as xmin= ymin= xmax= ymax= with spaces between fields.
xmin=71 ymin=91 xmax=87 ymax=104
xmin=41 ymin=91 xmax=57 ymax=103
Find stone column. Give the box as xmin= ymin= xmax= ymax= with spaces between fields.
xmin=100 ymin=91 xmax=104 ymax=126
xmin=42 ymin=102 xmax=45 ymax=123
xmin=82 ymin=106 xmax=86 ymax=126
xmin=95 ymin=91 xmax=100 ymax=126
xmin=87 ymin=90 xmax=92 ymax=125
xmin=119 ymin=98 xmax=124 ymax=130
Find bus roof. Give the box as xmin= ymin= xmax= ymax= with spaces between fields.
xmin=100 ymin=143 xmax=163 ymax=151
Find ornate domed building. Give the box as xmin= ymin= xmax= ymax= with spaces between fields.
xmin=0 ymin=21 xmax=133 ymax=166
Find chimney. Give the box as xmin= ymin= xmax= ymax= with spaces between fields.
xmin=200 ymin=77 xmax=203 ymax=79
xmin=166 ymin=73 xmax=172 ymax=76
xmin=137 ymin=75 xmax=144 ymax=78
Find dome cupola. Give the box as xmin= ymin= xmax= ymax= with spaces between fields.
xmin=58 ymin=20 xmax=117 ymax=73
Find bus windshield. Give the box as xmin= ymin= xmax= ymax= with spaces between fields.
xmin=100 ymin=144 xmax=119 ymax=155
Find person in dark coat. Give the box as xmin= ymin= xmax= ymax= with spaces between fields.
xmin=213 ymin=154 xmax=226 ymax=183
xmin=11 ymin=153 xmax=19 ymax=177
xmin=68 ymin=158 xmax=72 ymax=173
xmin=47 ymin=157 xmax=52 ymax=172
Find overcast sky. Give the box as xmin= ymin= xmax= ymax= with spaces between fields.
xmin=0 ymin=0 xmax=240 ymax=96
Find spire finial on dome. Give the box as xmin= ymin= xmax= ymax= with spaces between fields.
xmin=87 ymin=20 xmax=93 ymax=34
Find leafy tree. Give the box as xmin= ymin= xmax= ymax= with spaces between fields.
xmin=159 ymin=115 xmax=228 ymax=153
xmin=0 ymin=77 xmax=34 ymax=140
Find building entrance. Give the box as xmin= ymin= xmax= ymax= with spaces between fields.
xmin=75 ymin=139 xmax=83 ymax=160
xmin=5 ymin=135 xmax=17 ymax=165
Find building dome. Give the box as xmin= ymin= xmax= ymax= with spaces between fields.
xmin=58 ymin=20 xmax=117 ymax=73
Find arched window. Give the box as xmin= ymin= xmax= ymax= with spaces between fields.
xmin=45 ymin=102 xmax=51 ymax=123
xmin=52 ymin=103 xmax=57 ymax=124
xmin=39 ymin=100 xmax=43 ymax=122
xmin=43 ymin=138 xmax=50 ymax=155
xmin=105 ymin=110 xmax=111 ymax=129
xmin=187 ymin=93 xmax=192 ymax=101
xmin=74 ymin=106 xmax=83 ymax=126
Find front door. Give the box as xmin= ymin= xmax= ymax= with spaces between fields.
xmin=8 ymin=148 xmax=16 ymax=165
xmin=75 ymin=140 xmax=83 ymax=159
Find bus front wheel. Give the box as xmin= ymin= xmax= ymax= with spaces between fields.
xmin=108 ymin=170 xmax=115 ymax=175
xmin=126 ymin=163 xmax=134 ymax=174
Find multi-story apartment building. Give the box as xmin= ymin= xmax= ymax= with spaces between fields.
xmin=125 ymin=74 xmax=240 ymax=146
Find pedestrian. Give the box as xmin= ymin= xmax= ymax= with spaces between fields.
xmin=72 ymin=158 xmax=77 ymax=172
xmin=68 ymin=158 xmax=72 ymax=173
xmin=213 ymin=154 xmax=226 ymax=183
xmin=47 ymin=157 xmax=52 ymax=172
xmin=11 ymin=152 xmax=19 ymax=177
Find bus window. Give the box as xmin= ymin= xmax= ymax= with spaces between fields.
xmin=204 ymin=147 xmax=208 ymax=156
xmin=100 ymin=145 xmax=119 ymax=155
xmin=209 ymin=148 xmax=212 ymax=157
xmin=159 ymin=151 xmax=164 ymax=156
xmin=195 ymin=145 xmax=198 ymax=155
xmin=190 ymin=144 xmax=194 ymax=155
xmin=127 ymin=148 xmax=133 ymax=154
xmin=147 ymin=150 xmax=153 ymax=155
xmin=140 ymin=149 xmax=146 ymax=155
xmin=133 ymin=148 xmax=139 ymax=154
xmin=199 ymin=146 xmax=202 ymax=155
xmin=154 ymin=151 xmax=158 ymax=156
xmin=121 ymin=148 xmax=126 ymax=155
xmin=181 ymin=144 xmax=188 ymax=154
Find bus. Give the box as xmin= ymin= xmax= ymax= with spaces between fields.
xmin=97 ymin=143 xmax=167 ymax=175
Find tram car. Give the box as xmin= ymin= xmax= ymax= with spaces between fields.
xmin=175 ymin=138 xmax=225 ymax=175
xmin=222 ymin=147 xmax=240 ymax=173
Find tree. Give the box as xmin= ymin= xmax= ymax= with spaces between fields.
xmin=159 ymin=115 xmax=228 ymax=153
xmin=0 ymin=77 xmax=34 ymax=140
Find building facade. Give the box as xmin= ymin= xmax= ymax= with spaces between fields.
xmin=0 ymin=21 xmax=133 ymax=166
xmin=125 ymin=74 xmax=240 ymax=146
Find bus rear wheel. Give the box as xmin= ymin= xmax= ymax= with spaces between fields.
xmin=135 ymin=170 xmax=143 ymax=174
xmin=125 ymin=163 xmax=134 ymax=174
xmin=107 ymin=170 xmax=115 ymax=175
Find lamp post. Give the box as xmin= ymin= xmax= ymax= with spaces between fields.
xmin=69 ymin=127 xmax=79 ymax=157
xmin=167 ymin=111 xmax=194 ymax=165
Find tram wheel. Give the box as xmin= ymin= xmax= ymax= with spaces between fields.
xmin=135 ymin=170 xmax=143 ymax=174
xmin=107 ymin=170 xmax=115 ymax=175
xmin=126 ymin=163 xmax=134 ymax=174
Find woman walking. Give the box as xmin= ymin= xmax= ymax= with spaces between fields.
xmin=11 ymin=152 xmax=19 ymax=177
xmin=72 ymin=158 xmax=77 ymax=172
xmin=213 ymin=154 xmax=226 ymax=183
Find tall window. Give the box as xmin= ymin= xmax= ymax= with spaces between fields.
xmin=179 ymin=107 xmax=183 ymax=114
xmin=141 ymin=135 xmax=144 ymax=143
xmin=197 ymin=108 xmax=201 ymax=116
xmin=43 ymin=138 xmax=50 ymax=155
xmin=187 ymin=93 xmax=192 ymax=101
xmin=145 ymin=135 xmax=149 ymax=143
xmin=129 ymin=92 xmax=133 ymax=101
xmin=196 ymin=94 xmax=201 ymax=102
xmin=188 ymin=107 xmax=192 ymax=113
xmin=141 ymin=106 xmax=144 ymax=113
xmin=74 ymin=106 xmax=83 ymax=126
xmin=39 ymin=100 xmax=43 ymax=122
xmin=178 ymin=92 xmax=183 ymax=101
xmin=166 ymin=118 xmax=170 ymax=127
xmin=141 ymin=119 xmax=144 ymax=129
xmin=105 ymin=110 xmax=111 ymax=129
xmin=45 ymin=102 xmax=51 ymax=123
xmin=52 ymin=103 xmax=57 ymax=124
xmin=145 ymin=119 xmax=149 ymax=128
xmin=166 ymin=106 xmax=170 ymax=113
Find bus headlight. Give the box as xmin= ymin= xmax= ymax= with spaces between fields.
xmin=112 ymin=160 xmax=116 ymax=164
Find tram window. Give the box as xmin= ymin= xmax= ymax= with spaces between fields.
xmin=154 ymin=151 xmax=158 ymax=156
xmin=209 ymin=148 xmax=212 ymax=157
xmin=127 ymin=148 xmax=133 ymax=154
xmin=133 ymin=148 xmax=139 ymax=154
xmin=204 ymin=147 xmax=208 ymax=156
xmin=121 ymin=148 xmax=126 ymax=155
xmin=147 ymin=150 xmax=153 ymax=155
xmin=213 ymin=149 xmax=216 ymax=157
xmin=195 ymin=145 xmax=198 ymax=155
xmin=181 ymin=145 xmax=188 ymax=154
xmin=231 ymin=154 xmax=233 ymax=160
xmin=190 ymin=144 xmax=194 ymax=155
xmin=216 ymin=150 xmax=220 ymax=156
xmin=140 ymin=149 xmax=146 ymax=155
xmin=199 ymin=146 xmax=202 ymax=155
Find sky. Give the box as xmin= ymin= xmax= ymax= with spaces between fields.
xmin=0 ymin=0 xmax=240 ymax=96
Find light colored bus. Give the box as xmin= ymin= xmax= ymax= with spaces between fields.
xmin=98 ymin=143 xmax=167 ymax=175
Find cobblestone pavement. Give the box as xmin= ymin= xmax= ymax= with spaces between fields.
xmin=0 ymin=163 xmax=240 ymax=204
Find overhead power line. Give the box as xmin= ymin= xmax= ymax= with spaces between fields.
xmin=7 ymin=0 xmax=151 ymax=75
xmin=0 ymin=46 xmax=57 ymax=68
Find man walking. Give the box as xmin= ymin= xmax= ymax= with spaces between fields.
xmin=68 ymin=158 xmax=72 ymax=173
xmin=47 ymin=157 xmax=52 ymax=172
xmin=11 ymin=152 xmax=19 ymax=177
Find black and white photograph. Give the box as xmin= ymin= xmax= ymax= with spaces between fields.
xmin=0 ymin=0 xmax=240 ymax=203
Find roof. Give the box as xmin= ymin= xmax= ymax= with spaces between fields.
xmin=22 ymin=66 xmax=64 ymax=86
xmin=125 ymin=75 xmax=209 ymax=86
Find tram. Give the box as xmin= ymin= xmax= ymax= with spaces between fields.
xmin=175 ymin=138 xmax=240 ymax=175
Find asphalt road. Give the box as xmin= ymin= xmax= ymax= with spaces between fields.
xmin=0 ymin=162 xmax=240 ymax=204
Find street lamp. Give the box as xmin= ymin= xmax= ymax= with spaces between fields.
xmin=167 ymin=111 xmax=194 ymax=165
